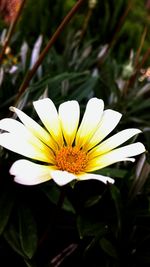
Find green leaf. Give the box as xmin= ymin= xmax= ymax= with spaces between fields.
xmin=29 ymin=72 xmax=89 ymax=100
xmin=99 ymin=237 xmax=118 ymax=259
xmin=24 ymin=258 xmax=37 ymax=267
xmin=62 ymin=197 xmax=75 ymax=214
xmin=128 ymin=98 xmax=150 ymax=114
xmin=109 ymin=185 xmax=122 ymax=233
xmin=77 ymin=215 xmax=108 ymax=239
xmin=95 ymin=167 xmax=127 ymax=178
xmin=110 ymin=184 xmax=121 ymax=203
xmin=84 ymin=195 xmax=102 ymax=208
xmin=41 ymin=183 xmax=60 ymax=204
xmin=68 ymin=76 xmax=98 ymax=101
xmin=19 ymin=205 xmax=38 ymax=259
xmin=4 ymin=224 xmax=25 ymax=258
xmin=0 ymin=188 xmax=15 ymax=235
xmin=42 ymin=183 xmax=75 ymax=213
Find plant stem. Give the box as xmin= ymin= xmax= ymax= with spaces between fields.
xmin=0 ymin=0 xmax=26 ymax=64
xmin=123 ymin=25 xmax=148 ymax=95
xmin=79 ymin=8 xmax=93 ymax=41
xmin=97 ymin=1 xmax=133 ymax=66
xmin=15 ymin=0 xmax=85 ymax=104
xmin=134 ymin=26 xmax=147 ymax=68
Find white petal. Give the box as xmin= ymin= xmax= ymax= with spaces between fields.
xmin=0 ymin=133 xmax=53 ymax=163
xmin=85 ymin=109 xmax=122 ymax=151
xmin=59 ymin=100 xmax=80 ymax=145
xmin=33 ymin=98 xmax=63 ymax=146
xmin=0 ymin=119 xmax=49 ymax=152
xmin=50 ymin=170 xmax=76 ymax=186
xmin=86 ymin=142 xmax=145 ymax=172
xmin=76 ymin=98 xmax=104 ymax=148
xmin=0 ymin=118 xmax=55 ymax=162
xmin=77 ymin=172 xmax=114 ymax=184
xmin=9 ymin=107 xmax=57 ymax=150
xmin=10 ymin=159 xmax=55 ymax=185
xmin=0 ymin=118 xmax=29 ymax=134
xmin=89 ymin=128 xmax=141 ymax=158
xmin=0 ymin=118 xmax=50 ymax=157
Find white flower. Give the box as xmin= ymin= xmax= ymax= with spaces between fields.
xmin=0 ymin=98 xmax=145 ymax=186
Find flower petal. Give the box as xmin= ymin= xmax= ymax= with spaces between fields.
xmin=10 ymin=159 xmax=56 ymax=185
xmin=9 ymin=106 xmax=57 ymax=151
xmin=89 ymin=128 xmax=141 ymax=158
xmin=0 ymin=118 xmax=30 ymax=134
xmin=33 ymin=98 xmax=63 ymax=146
xmin=85 ymin=142 xmax=145 ymax=172
xmin=0 ymin=118 xmax=52 ymax=155
xmin=85 ymin=109 xmax=122 ymax=151
xmin=76 ymin=98 xmax=104 ymax=148
xmin=58 ymin=100 xmax=80 ymax=145
xmin=0 ymin=132 xmax=54 ymax=163
xmin=0 ymin=118 xmax=55 ymax=163
xmin=50 ymin=170 xmax=76 ymax=186
xmin=77 ymin=172 xmax=114 ymax=184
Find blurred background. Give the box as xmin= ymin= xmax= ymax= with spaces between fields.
xmin=0 ymin=1 xmax=150 ymax=266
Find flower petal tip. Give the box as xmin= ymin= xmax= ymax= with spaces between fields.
xmin=51 ymin=170 xmax=76 ymax=186
xmin=10 ymin=159 xmax=52 ymax=186
xmin=106 ymin=177 xmax=115 ymax=184
xmin=138 ymin=142 xmax=146 ymax=153
xmin=9 ymin=106 xmax=15 ymax=112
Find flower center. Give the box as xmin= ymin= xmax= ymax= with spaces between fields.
xmin=55 ymin=146 xmax=88 ymax=174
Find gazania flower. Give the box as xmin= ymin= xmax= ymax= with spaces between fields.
xmin=0 ymin=98 xmax=145 ymax=186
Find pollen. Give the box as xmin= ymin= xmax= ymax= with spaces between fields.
xmin=55 ymin=146 xmax=88 ymax=174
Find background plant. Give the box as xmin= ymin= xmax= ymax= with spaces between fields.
xmin=0 ymin=0 xmax=150 ymax=266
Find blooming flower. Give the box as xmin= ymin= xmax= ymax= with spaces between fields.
xmin=0 ymin=98 xmax=145 ymax=186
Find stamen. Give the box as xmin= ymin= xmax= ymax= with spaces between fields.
xmin=55 ymin=146 xmax=88 ymax=174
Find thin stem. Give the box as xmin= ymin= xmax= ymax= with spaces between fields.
xmin=97 ymin=1 xmax=133 ymax=66
xmin=50 ymin=243 xmax=78 ymax=267
xmin=123 ymin=25 xmax=148 ymax=95
xmin=0 ymin=0 xmax=26 ymax=64
xmin=134 ymin=26 xmax=147 ymax=68
xmin=124 ymin=28 xmax=149 ymax=94
xmin=79 ymin=8 xmax=93 ymax=41
xmin=15 ymin=0 xmax=85 ymax=104
xmin=135 ymin=47 xmax=150 ymax=71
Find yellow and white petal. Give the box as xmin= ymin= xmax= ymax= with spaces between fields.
xmin=77 ymin=172 xmax=114 ymax=184
xmin=0 ymin=118 xmax=50 ymax=153
xmin=33 ymin=98 xmax=63 ymax=146
xmin=10 ymin=159 xmax=56 ymax=185
xmin=89 ymin=128 xmax=141 ymax=159
xmin=0 ymin=133 xmax=54 ymax=163
xmin=76 ymin=98 xmax=104 ymax=148
xmin=85 ymin=109 xmax=122 ymax=151
xmin=58 ymin=100 xmax=80 ymax=145
xmin=50 ymin=170 xmax=77 ymax=186
xmin=0 ymin=117 xmax=56 ymax=163
xmin=9 ymin=107 xmax=57 ymax=151
xmin=0 ymin=118 xmax=55 ymax=162
xmin=85 ymin=142 xmax=145 ymax=172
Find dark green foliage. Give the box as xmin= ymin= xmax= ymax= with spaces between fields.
xmin=0 ymin=0 xmax=150 ymax=266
